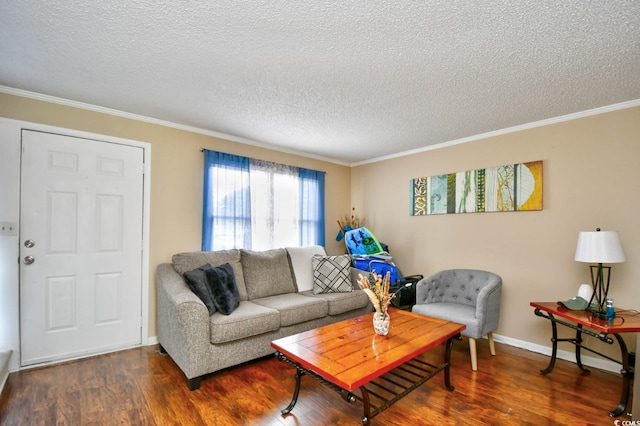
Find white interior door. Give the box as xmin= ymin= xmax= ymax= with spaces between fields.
xmin=19 ymin=130 xmax=144 ymax=366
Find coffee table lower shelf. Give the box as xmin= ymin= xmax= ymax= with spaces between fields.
xmin=276 ymin=339 xmax=456 ymax=425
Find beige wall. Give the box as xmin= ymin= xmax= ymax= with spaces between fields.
xmin=351 ymin=106 xmax=640 ymax=354
xmin=2 ymin=91 xmax=638 ymax=362
xmin=0 ymin=92 xmax=351 ymax=339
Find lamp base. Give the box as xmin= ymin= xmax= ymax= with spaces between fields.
xmin=586 ymin=264 xmax=611 ymax=316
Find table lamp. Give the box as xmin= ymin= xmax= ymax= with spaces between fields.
xmin=574 ymin=228 xmax=625 ymax=314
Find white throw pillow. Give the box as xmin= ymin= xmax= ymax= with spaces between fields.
xmin=286 ymin=245 xmax=327 ymax=292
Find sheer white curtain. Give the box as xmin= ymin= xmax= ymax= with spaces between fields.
xmin=249 ymin=160 xmax=299 ymax=250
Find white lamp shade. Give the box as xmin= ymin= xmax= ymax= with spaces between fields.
xmin=574 ymin=230 xmax=626 ymax=263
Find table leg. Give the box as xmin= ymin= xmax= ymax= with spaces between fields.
xmin=444 ymin=336 xmax=455 ymax=391
xmin=540 ymin=312 xmax=558 ymax=375
xmin=575 ymin=324 xmax=590 ymax=373
xmin=359 ymin=386 xmax=371 ymax=425
xmin=281 ymin=368 xmax=305 ymax=415
xmin=609 ymin=334 xmax=631 ymax=417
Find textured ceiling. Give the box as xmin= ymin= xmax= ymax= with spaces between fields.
xmin=1 ymin=1 xmax=639 ymax=165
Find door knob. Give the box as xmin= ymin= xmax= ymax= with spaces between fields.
xmin=24 ymin=239 xmax=35 ymax=248
xmin=23 ymin=255 xmax=35 ymax=265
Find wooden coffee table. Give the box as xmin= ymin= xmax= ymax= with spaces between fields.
xmin=271 ymin=308 xmax=465 ymax=425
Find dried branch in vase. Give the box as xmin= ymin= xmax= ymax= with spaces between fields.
xmin=357 ymin=271 xmax=394 ymax=314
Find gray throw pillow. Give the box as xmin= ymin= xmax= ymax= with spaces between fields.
xmin=312 ymin=255 xmax=353 ymax=294
xmin=241 ymin=248 xmax=297 ymax=300
xmin=204 ymin=263 xmax=240 ymax=315
xmin=183 ymin=263 xmax=217 ymax=315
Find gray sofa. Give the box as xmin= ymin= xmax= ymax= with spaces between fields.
xmin=156 ymin=245 xmax=372 ymax=390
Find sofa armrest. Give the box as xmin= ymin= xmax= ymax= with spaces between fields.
xmin=475 ymin=276 xmax=503 ymax=335
xmin=156 ymin=263 xmax=212 ymax=380
xmin=414 ymin=276 xmax=431 ymax=303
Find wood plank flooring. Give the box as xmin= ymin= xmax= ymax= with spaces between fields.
xmin=0 ymin=337 xmax=632 ymax=425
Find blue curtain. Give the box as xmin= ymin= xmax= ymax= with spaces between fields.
xmin=202 ymin=150 xmax=251 ymax=251
xmin=299 ymin=167 xmax=325 ymax=246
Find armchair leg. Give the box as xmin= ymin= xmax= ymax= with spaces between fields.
xmin=488 ymin=332 xmax=496 ymax=356
xmin=469 ymin=338 xmax=478 ymax=371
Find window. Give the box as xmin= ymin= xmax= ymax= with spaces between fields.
xmin=202 ymin=150 xmax=325 ymax=251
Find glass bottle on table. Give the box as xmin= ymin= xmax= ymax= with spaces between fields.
xmin=605 ymin=299 xmax=615 ymax=321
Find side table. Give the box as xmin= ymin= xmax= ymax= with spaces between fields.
xmin=531 ymin=302 xmax=639 ymax=417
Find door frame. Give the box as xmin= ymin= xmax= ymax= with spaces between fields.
xmin=2 ymin=118 xmax=151 ymax=369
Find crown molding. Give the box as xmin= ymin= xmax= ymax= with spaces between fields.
xmin=352 ymin=99 xmax=640 ymax=166
xmin=2 ymin=85 xmax=638 ymax=168
xmin=0 ymin=85 xmax=349 ymax=167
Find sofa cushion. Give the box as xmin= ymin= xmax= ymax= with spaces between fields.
xmin=172 ymin=250 xmax=248 ymax=301
xmin=209 ymin=301 xmax=280 ymax=344
xmin=286 ymin=245 xmax=327 ymax=292
xmin=252 ymin=293 xmax=328 ymax=326
xmin=205 ymin=263 xmax=240 ymax=315
xmin=312 ymin=254 xmax=353 ymax=294
xmin=183 ymin=263 xmax=217 ymax=315
xmin=299 ymin=289 xmax=370 ymax=316
xmin=241 ymin=248 xmax=297 ymax=300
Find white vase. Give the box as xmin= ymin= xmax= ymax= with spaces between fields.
xmin=373 ymin=311 xmax=390 ymax=336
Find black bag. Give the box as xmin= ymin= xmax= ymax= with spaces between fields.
xmin=390 ymin=274 xmax=422 ymax=308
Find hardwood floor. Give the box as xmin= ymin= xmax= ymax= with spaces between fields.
xmin=0 ymin=337 xmax=631 ymax=425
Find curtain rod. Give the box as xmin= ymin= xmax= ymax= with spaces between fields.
xmin=199 ymin=148 xmax=326 ymax=174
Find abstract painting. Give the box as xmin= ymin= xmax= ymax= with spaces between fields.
xmin=411 ymin=161 xmax=542 ymax=215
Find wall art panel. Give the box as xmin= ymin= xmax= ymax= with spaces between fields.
xmin=410 ymin=160 xmax=543 ymax=215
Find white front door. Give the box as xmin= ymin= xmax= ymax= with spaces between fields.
xmin=19 ymin=130 xmax=144 ymax=366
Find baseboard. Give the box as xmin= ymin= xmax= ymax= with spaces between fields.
xmin=492 ymin=333 xmax=620 ymax=374
xmin=147 ymin=336 xmax=158 ymax=346
xmin=1 ymin=350 xmax=12 ymax=396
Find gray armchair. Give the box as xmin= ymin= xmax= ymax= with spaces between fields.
xmin=411 ymin=269 xmax=502 ymax=371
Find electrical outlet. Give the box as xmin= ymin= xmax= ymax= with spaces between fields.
xmin=0 ymin=222 xmax=18 ymax=236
